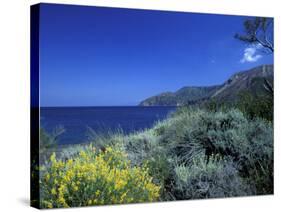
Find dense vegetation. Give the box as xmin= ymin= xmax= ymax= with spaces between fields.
xmin=37 ymin=103 xmax=273 ymax=208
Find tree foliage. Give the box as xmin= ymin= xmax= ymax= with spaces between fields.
xmin=235 ymin=17 xmax=274 ymax=53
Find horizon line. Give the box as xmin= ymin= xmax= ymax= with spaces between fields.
xmin=39 ymin=105 xmax=179 ymax=108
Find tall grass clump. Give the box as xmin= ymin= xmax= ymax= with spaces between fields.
xmin=56 ymin=129 xmax=126 ymax=162
xmin=39 ymin=145 xmax=160 ymax=208
xmin=86 ymin=127 xmax=125 ymax=151
xmin=40 ymin=126 xmax=65 ymax=162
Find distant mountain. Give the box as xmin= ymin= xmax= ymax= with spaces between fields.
xmin=139 ymin=86 xmax=221 ymax=106
xmin=139 ymin=64 xmax=273 ymax=106
xmin=211 ymin=64 xmax=273 ymax=102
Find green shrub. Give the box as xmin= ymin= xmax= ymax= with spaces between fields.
xmin=237 ymin=91 xmax=273 ymax=121
xmin=124 ymin=130 xmax=159 ymax=166
xmin=153 ymin=108 xmax=273 ymax=196
xmin=173 ymin=155 xmax=254 ymax=199
xmin=39 ymin=145 xmax=160 ymax=208
xmin=119 ymin=107 xmax=273 ymax=199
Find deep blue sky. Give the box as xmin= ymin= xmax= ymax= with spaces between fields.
xmin=39 ymin=3 xmax=273 ymax=106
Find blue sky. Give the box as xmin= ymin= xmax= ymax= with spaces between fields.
xmin=39 ymin=4 xmax=273 ymax=106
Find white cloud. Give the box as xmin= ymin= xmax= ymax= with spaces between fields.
xmin=240 ymin=46 xmax=262 ymax=63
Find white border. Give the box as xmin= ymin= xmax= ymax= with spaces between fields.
xmin=0 ymin=0 xmax=280 ymax=211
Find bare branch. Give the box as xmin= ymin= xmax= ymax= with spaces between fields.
xmin=263 ymin=79 xmax=274 ymax=96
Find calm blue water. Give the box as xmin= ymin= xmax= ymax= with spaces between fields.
xmin=40 ymin=106 xmax=176 ymax=145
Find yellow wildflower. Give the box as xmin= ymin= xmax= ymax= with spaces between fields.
xmin=51 ymin=188 xmax=56 ymax=195
xmin=95 ymin=190 xmax=100 ymax=196
xmin=39 ymin=146 xmax=160 ymax=208
xmin=44 ymin=173 xmax=50 ymax=181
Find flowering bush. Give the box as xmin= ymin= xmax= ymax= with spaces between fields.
xmin=40 ymin=146 xmax=160 ymax=208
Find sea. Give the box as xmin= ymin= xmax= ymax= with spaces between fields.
xmin=40 ymin=106 xmax=177 ymax=145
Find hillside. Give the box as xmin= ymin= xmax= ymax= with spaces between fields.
xmin=139 ymin=64 xmax=273 ymax=106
